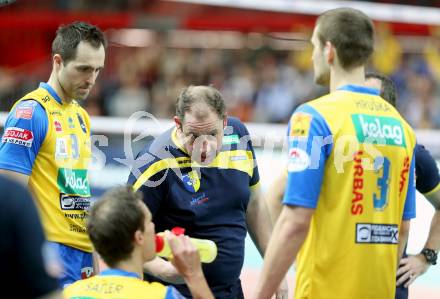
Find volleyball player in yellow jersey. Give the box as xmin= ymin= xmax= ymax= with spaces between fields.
xmin=0 ymin=22 xmax=106 ymax=287
xmin=254 ymin=8 xmax=417 ymax=299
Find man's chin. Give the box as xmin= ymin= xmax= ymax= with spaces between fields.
xmin=75 ymin=91 xmax=90 ymax=100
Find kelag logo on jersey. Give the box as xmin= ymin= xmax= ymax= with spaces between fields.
xmin=57 ymin=168 xmax=90 ymax=196
xmin=181 ymin=170 xmax=200 ymax=193
xmin=351 ymin=114 xmax=406 ymax=147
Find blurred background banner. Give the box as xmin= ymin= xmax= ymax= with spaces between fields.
xmin=1 ymin=1 xmax=440 ymax=298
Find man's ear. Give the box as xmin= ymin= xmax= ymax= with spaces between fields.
xmin=134 ymin=230 xmax=144 ymax=246
xmin=174 ymin=116 xmax=182 ymax=131
xmin=53 ymin=54 xmax=63 ymax=71
xmin=325 ymin=41 xmax=335 ymax=64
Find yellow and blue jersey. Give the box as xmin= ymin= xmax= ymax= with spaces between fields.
xmin=128 ymin=117 xmax=259 ymax=298
xmin=0 ymin=82 xmax=92 ymax=252
xmin=284 ymin=85 xmax=417 ymax=299
xmin=63 ymin=269 xmax=185 ymax=299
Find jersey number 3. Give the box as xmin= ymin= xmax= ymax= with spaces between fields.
xmin=373 ymin=157 xmax=390 ymax=211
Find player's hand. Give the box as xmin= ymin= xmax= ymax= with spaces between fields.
xmin=166 ymin=232 xmax=203 ymax=279
xmin=275 ymin=278 xmax=288 ymax=299
xmin=396 ymin=254 xmax=429 ymax=287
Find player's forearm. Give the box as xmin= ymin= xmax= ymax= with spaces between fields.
xmin=266 ymin=173 xmax=287 ymax=222
xmin=143 ymin=257 xmax=184 ymax=284
xmin=424 ymin=210 xmax=440 ymax=251
xmin=184 ymin=271 xmax=214 ymax=299
xmin=246 ymin=192 xmax=273 ymax=256
xmin=254 ymin=206 xmax=312 ymax=299
xmin=398 ymin=220 xmax=410 ymax=264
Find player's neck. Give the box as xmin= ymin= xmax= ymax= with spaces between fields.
xmin=330 ymin=65 xmax=365 ymax=93
xmin=113 ymin=256 xmax=144 ymax=280
xmin=46 ymin=74 xmax=74 ymax=104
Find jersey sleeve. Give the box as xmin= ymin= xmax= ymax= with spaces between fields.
xmin=0 ymin=100 xmax=47 ymax=175
xmin=239 ymin=120 xmax=260 ymax=187
xmin=227 ymin=117 xmax=260 ymax=188
xmin=403 ymin=150 xmax=416 ymax=220
xmin=283 ymin=104 xmax=333 ymax=208
xmin=414 ymin=144 xmax=440 ymax=195
xmin=127 ymin=150 xmax=169 ymax=215
xmin=164 ymin=286 xmax=186 ymax=299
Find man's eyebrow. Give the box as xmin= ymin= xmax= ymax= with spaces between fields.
xmin=185 ymin=129 xmax=218 ymax=136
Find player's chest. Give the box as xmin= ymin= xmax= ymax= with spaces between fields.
xmin=166 ymin=168 xmax=251 ymax=212
xmin=45 ymin=108 xmax=90 ymax=163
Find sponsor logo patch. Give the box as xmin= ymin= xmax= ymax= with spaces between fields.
xmin=81 ymin=267 xmax=94 ymax=279
xmin=15 ymin=101 xmax=36 ymax=119
xmin=352 ymin=114 xmax=406 ymax=147
xmin=356 ymin=223 xmax=398 ymax=244
xmin=289 ymin=113 xmax=312 ymax=137
xmin=230 ymin=155 xmax=247 ymax=161
xmin=15 ymin=106 xmax=35 ymax=119
xmin=182 ymin=170 xmax=200 ymax=193
xmin=68 ymin=117 xmax=75 ymax=129
xmin=55 ymin=138 xmax=68 ymax=160
xmin=54 ymin=120 xmax=62 ymax=132
xmin=60 ymin=193 xmax=91 ymax=211
xmin=2 ymin=127 xmax=34 ymax=147
xmin=287 ymin=148 xmax=310 ymax=172
xmin=190 ymin=192 xmax=209 ymax=206
xmin=223 ymin=134 xmax=240 ymax=145
xmin=57 ymin=168 xmax=90 ymax=197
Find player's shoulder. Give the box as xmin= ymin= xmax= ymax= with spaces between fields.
xmin=415 ymin=143 xmax=438 ymax=171
xmin=7 ymin=99 xmax=48 ymax=126
xmin=226 ymin=116 xmax=250 ymax=137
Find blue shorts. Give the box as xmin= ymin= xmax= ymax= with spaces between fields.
xmin=395 ymin=284 xmax=408 ymax=299
xmin=48 ymin=242 xmax=93 ymax=288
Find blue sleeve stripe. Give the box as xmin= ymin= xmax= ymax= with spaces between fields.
xmin=402 ymin=149 xmax=416 ymax=220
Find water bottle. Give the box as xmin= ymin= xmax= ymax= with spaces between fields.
xmin=155 ymin=227 xmax=217 ymax=263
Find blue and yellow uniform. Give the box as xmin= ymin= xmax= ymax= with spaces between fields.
xmin=284 ymin=85 xmax=416 ymax=299
xmin=395 ymin=143 xmax=440 ymax=299
xmin=128 ymin=117 xmax=259 ymax=299
xmin=64 ymin=269 xmax=185 ymax=299
xmin=0 ymin=83 xmax=93 ymax=286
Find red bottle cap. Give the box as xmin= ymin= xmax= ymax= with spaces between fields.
xmin=171 ymin=227 xmax=185 ymax=236
xmin=155 ymin=234 xmax=164 ymax=252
